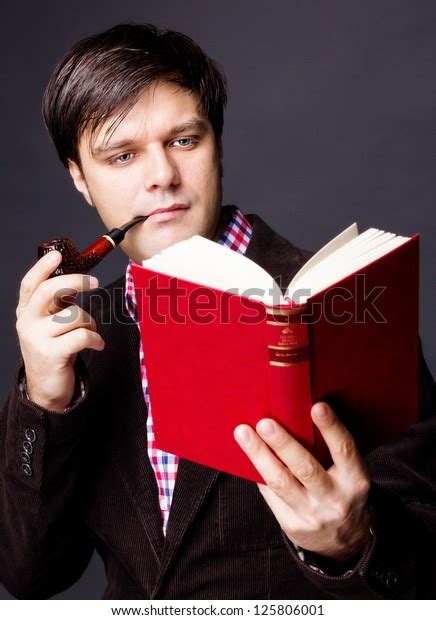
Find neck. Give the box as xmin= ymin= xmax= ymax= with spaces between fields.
xmin=211 ymin=209 xmax=228 ymax=242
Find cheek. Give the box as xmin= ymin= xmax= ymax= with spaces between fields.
xmin=191 ymin=153 xmax=221 ymax=192
xmin=88 ymin=166 xmax=142 ymax=201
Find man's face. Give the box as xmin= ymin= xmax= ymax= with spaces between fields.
xmin=68 ymin=81 xmax=224 ymax=263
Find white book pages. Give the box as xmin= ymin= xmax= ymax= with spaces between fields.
xmin=287 ymin=232 xmax=409 ymax=303
xmin=346 ymin=236 xmax=409 ymax=269
xmin=321 ymin=229 xmax=387 ymax=263
xmin=142 ymin=235 xmax=283 ymax=304
xmin=286 ymin=228 xmax=379 ymax=298
xmin=292 ymin=230 xmax=391 ymax=292
xmin=287 ymin=223 xmax=359 ymax=289
xmin=141 ymin=227 xmax=410 ymax=308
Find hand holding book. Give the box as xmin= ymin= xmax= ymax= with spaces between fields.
xmin=234 ymin=402 xmax=373 ymax=564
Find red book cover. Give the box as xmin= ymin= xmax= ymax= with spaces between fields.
xmin=131 ymin=233 xmax=419 ymax=483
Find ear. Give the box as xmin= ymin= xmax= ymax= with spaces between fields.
xmin=67 ymin=159 xmax=94 ymax=207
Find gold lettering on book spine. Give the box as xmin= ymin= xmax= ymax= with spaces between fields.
xmin=266 ymin=307 xmax=309 ymax=367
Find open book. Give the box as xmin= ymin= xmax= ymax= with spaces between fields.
xmin=140 ymin=223 xmax=412 ymax=304
xmin=131 ymin=224 xmax=420 ymax=482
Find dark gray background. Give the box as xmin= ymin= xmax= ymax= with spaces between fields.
xmin=1 ymin=0 xmax=435 ymax=600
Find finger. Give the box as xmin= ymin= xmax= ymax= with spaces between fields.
xmin=48 ymin=306 xmax=97 ymax=337
xmin=25 ymin=273 xmax=99 ymax=317
xmin=234 ymin=424 xmax=306 ymax=507
xmin=17 ymin=251 xmax=63 ymax=311
xmin=54 ymin=327 xmax=105 ymax=357
xmin=256 ymin=483 xmax=302 ymax=531
xmin=311 ymin=402 xmax=366 ymax=476
xmin=255 ymin=418 xmax=334 ymax=500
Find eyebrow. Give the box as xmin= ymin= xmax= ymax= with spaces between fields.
xmin=92 ymin=117 xmax=210 ymax=157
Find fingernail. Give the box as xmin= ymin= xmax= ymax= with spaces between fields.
xmin=47 ymin=251 xmax=60 ymax=263
xmin=90 ymin=276 xmax=99 ymax=287
xmin=235 ymin=427 xmax=251 ymax=446
xmin=257 ymin=419 xmax=275 ymax=437
xmin=313 ymin=404 xmax=329 ymax=419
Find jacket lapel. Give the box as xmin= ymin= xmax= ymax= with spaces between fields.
xmin=151 ymin=461 xmax=220 ymax=596
xmin=104 ymin=314 xmax=166 ymax=562
xmin=244 ymin=214 xmax=313 ymax=288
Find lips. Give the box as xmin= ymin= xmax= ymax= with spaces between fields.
xmin=148 ymin=204 xmax=189 ymax=217
xmin=147 ymin=204 xmax=189 ymax=223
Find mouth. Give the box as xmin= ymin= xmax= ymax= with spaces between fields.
xmin=147 ymin=204 xmax=190 ymax=223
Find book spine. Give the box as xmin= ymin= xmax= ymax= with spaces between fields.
xmin=264 ymin=305 xmax=315 ymax=454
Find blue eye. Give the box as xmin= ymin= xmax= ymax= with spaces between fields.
xmin=177 ymin=139 xmax=191 ymax=147
xmin=115 ymin=153 xmax=133 ymax=163
xmin=173 ymin=137 xmax=198 ymax=148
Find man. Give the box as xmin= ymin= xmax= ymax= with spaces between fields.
xmin=1 ymin=23 xmax=435 ymax=599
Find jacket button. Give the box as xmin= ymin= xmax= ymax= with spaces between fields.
xmin=22 ymin=441 xmax=33 ymax=455
xmin=21 ymin=463 xmax=33 ymax=477
xmin=24 ymin=429 xmax=36 ymax=443
xmin=385 ymin=571 xmax=399 ymax=588
xmin=21 ymin=452 xmax=31 ymax=464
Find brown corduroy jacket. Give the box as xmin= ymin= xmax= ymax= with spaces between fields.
xmin=1 ymin=213 xmax=436 ymax=599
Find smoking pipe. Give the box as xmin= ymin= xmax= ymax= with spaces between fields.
xmin=37 ymin=216 xmax=148 ymax=277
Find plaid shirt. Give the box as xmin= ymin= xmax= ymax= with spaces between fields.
xmin=124 ymin=206 xmax=252 ymax=534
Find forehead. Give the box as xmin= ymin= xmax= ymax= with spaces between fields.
xmin=82 ymin=82 xmax=208 ymax=156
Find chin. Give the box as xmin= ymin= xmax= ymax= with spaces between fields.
xmin=132 ymin=235 xmax=188 ymax=263
xmin=155 ymin=225 xmax=205 ymax=251
xmin=130 ymin=215 xmax=217 ymax=262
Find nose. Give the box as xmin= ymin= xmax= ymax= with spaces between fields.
xmin=143 ymin=147 xmax=180 ymax=191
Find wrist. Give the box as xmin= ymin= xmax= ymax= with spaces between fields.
xmin=26 ymin=390 xmax=72 ymax=412
xmin=312 ymin=507 xmax=374 ymax=565
xmin=290 ymin=527 xmax=374 ymax=577
xmin=22 ymin=373 xmax=74 ymax=413
xmin=322 ymin=532 xmax=372 ymax=564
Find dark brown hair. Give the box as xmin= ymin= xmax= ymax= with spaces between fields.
xmin=42 ymin=23 xmax=228 ymax=167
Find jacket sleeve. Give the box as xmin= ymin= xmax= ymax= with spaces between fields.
xmin=282 ymin=340 xmax=436 ymax=599
xmin=0 ymin=355 xmax=95 ymax=599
